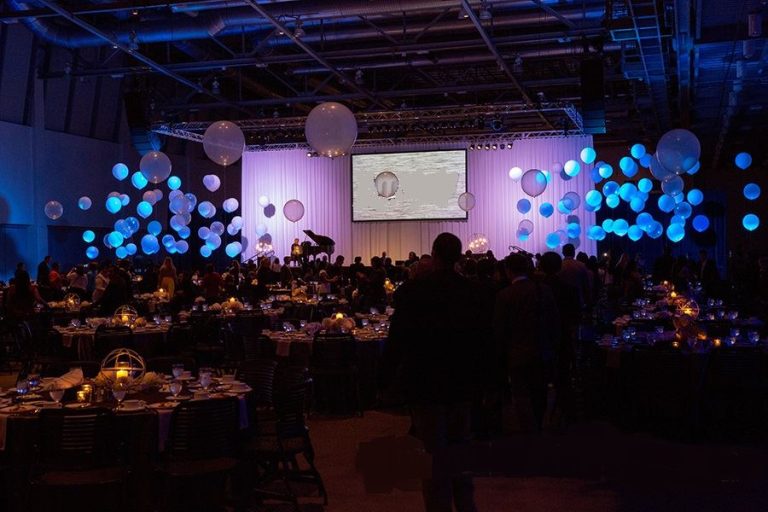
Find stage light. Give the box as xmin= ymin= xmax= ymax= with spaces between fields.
xmin=484 ymin=144 xmax=490 ymax=150
xmin=491 ymin=144 xmax=497 ymax=150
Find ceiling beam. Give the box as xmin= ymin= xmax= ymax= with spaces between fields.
xmin=240 ymin=0 xmax=388 ymax=110
xmin=36 ymin=0 xmax=252 ymax=115
xmin=530 ymin=0 xmax=577 ymax=29
xmin=0 ymin=0 xmax=224 ymax=22
xmin=459 ymin=0 xmax=553 ymax=129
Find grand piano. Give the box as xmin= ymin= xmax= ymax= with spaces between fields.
xmin=300 ymin=230 xmax=335 ymax=261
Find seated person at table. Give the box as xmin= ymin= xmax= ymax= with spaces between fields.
xmin=4 ymin=269 xmax=45 ymax=323
xmin=158 ymin=257 xmax=177 ymax=296
xmin=65 ymin=265 xmax=89 ymax=299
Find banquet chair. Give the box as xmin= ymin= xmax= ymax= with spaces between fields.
xmin=146 ymin=355 xmax=197 ymax=375
xmin=190 ymin=317 xmax=226 ymax=368
xmin=238 ymin=358 xmax=278 ymax=410
xmin=167 ymin=323 xmax=194 ymax=355
xmin=243 ymin=334 xmax=276 ymax=360
xmin=28 ymin=407 xmax=125 ymax=512
xmin=244 ymin=368 xmax=326 ymax=510
xmin=310 ymin=333 xmax=362 ymax=416
xmin=93 ymin=325 xmax=133 ymax=360
xmin=159 ymin=396 xmax=240 ymax=512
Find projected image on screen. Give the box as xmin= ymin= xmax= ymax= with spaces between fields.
xmin=352 ymin=150 xmax=467 ymax=221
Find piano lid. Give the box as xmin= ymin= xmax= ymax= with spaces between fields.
xmin=303 ymin=229 xmax=335 ymax=246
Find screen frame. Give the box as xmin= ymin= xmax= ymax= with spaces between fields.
xmin=350 ymin=148 xmax=469 ymax=223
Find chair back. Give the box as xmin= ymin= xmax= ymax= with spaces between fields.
xmin=273 ymin=369 xmax=311 ymax=440
xmin=37 ymin=407 xmax=115 ymax=469
xmin=311 ymin=334 xmax=356 ymax=369
xmin=243 ymin=335 xmax=275 ymax=359
xmin=168 ymin=397 xmax=239 ymax=460
xmin=238 ymin=358 xmax=278 ymax=407
xmin=167 ymin=323 xmax=194 ymax=352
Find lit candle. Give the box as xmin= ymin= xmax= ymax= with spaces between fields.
xmin=670 ymin=291 xmax=677 ymax=298
xmin=76 ymin=390 xmax=87 ymax=402
xmin=116 ymin=369 xmax=129 ymax=381
xmin=121 ymin=314 xmax=129 ymax=324
xmin=713 ymin=338 xmax=722 ymax=347
xmin=334 ymin=312 xmax=344 ymax=320
xmin=229 ymin=297 xmax=235 ymax=303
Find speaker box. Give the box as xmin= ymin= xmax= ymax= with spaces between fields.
xmin=580 ymin=59 xmax=606 ymax=134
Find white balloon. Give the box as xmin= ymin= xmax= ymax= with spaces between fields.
xmin=202 ymin=174 xmax=221 ymax=192
xmin=231 ymin=216 xmax=243 ymax=229
xmin=44 ymin=200 xmax=63 ymax=220
xmin=139 ymin=151 xmax=172 ymax=184
xmin=258 ymin=195 xmax=270 ymax=207
xmin=222 ymin=198 xmax=239 ymax=213
xmin=305 ymin=102 xmax=358 ymax=158
xmin=255 ymin=223 xmax=268 ymax=236
xmin=283 ymin=199 xmax=305 ymax=223
xmin=203 ymin=121 xmax=245 ymax=166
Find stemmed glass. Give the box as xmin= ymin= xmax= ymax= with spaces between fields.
xmin=172 ymin=363 xmax=184 ymax=379
xmin=112 ymin=382 xmax=127 ymax=409
xmin=199 ymin=369 xmax=212 ymax=392
xmin=15 ymin=378 xmax=29 ymax=410
xmin=49 ymin=387 xmax=65 ymax=407
xmin=169 ymin=380 xmax=183 ymax=399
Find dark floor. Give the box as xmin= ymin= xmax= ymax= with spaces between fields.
xmin=310 ymin=410 xmax=768 ymax=512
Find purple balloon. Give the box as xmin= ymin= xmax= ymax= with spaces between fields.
xmin=518 ymin=219 xmax=534 ymax=235
xmin=520 ymin=169 xmax=547 ymax=198
xmin=283 ymin=199 xmax=305 ymax=223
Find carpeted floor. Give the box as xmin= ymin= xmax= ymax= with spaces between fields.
xmin=309 ymin=410 xmax=768 ymax=512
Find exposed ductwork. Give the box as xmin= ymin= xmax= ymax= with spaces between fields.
xmin=8 ymin=0 xmax=605 ymax=49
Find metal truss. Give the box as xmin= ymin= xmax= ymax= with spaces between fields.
xmin=152 ymin=101 xmax=583 ymax=144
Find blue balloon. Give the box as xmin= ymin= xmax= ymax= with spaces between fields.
xmin=619 ymin=183 xmax=638 ymax=202
xmin=105 ymin=196 xmax=122 ymax=214
xmin=178 ymin=226 xmax=191 ymax=239
xmin=646 ymin=221 xmax=663 ymax=239
xmin=620 ymin=157 xmax=638 ymax=178
xmin=630 ymin=196 xmax=645 ymax=213
xmin=103 ymin=234 xmax=112 ymax=249
xmin=82 ymin=230 xmax=95 ymax=243
xmin=735 ymin=152 xmax=752 ymax=170
xmin=585 ymin=190 xmax=602 ymax=207
xmin=125 ymin=217 xmax=140 ymax=233
xmin=686 ymin=189 xmax=704 ymax=206
xmin=200 ymin=245 xmax=212 ymax=258
xmin=169 ymin=214 xmax=185 ymax=232
xmin=661 ymin=175 xmax=684 ymax=197
xmin=107 ymin=231 xmax=124 ymax=248
xmin=692 ymin=215 xmax=710 ymax=232
xmin=78 ymin=197 xmax=92 ymax=210
xmin=564 ymin=160 xmax=581 ymax=177
xmin=630 ymin=144 xmax=646 ymax=159
xmin=125 ymin=243 xmax=137 ymax=256
xmin=666 ymin=223 xmax=685 ymax=242
xmin=115 ymin=220 xmax=132 ymax=238
xmin=587 ymin=225 xmax=606 ymax=241
xmin=162 ymin=235 xmax=176 ymax=248
xmin=141 ymin=234 xmax=159 ymax=255
xmin=658 ymin=194 xmax=676 ymax=213
xmin=557 ymin=200 xmax=572 ymax=214
xmin=602 ymin=181 xmax=619 ymax=196
xmin=112 ymin=163 xmax=129 ymax=181
xmin=115 ymin=246 xmax=128 ymax=259
xmin=602 ymin=219 xmax=614 ymax=233
xmin=639 ymin=153 xmax=652 ymax=168
xmin=167 ymin=176 xmax=182 ymax=190
xmin=119 ymin=194 xmax=130 ymax=207
xmin=86 ymin=246 xmax=99 ymax=260
xmin=636 ymin=213 xmax=654 ymax=229
xmin=539 ymin=202 xmax=554 ymax=218
xmin=225 ymin=242 xmax=242 ymax=258
xmin=579 ymin=148 xmax=596 ymax=164
xmin=628 ymin=225 xmax=643 ymax=241
xmin=590 ymin=167 xmax=603 ymax=183
xmin=671 ymin=215 xmax=686 ymax=225
xmin=545 ymin=232 xmax=560 ymax=249
xmin=638 ymin=178 xmax=653 ymax=193
xmin=517 ymin=198 xmax=531 ymax=214
xmin=606 ymin=194 xmax=620 ymax=209
xmin=650 ymin=155 xmax=675 ymax=182
xmin=566 ymin=223 xmax=581 ymax=239
xmin=613 ymin=219 xmax=629 ymax=236
xmin=743 ymin=214 xmax=760 ymax=231
xmin=147 ymin=220 xmax=162 ymax=236
xmin=131 ymin=171 xmax=148 ymax=190
xmin=744 ymin=183 xmax=761 ymax=200
xmin=175 ymin=240 xmax=189 ymax=254
xmin=674 ymin=202 xmax=693 ymax=219
xmin=206 ymin=233 xmax=222 ymax=249
xmin=598 ymin=163 xmax=613 ymax=179
xmin=136 ymin=201 xmax=153 ymax=219
xmin=687 ymin=161 xmax=700 ymax=175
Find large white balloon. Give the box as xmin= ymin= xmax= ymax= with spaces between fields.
xmin=305 ymin=102 xmax=358 ymax=157
xmin=203 ymin=121 xmax=245 ymax=166
xmin=374 ymin=171 xmax=399 ymax=198
xmin=458 ymin=192 xmax=475 ymax=211
xmin=139 ymin=151 xmax=172 ymax=184
xmin=656 ymin=128 xmax=701 ymax=175
xmin=283 ymin=199 xmax=305 ymax=223
xmin=222 ymin=198 xmax=239 ymax=213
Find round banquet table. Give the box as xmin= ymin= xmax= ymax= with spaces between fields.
xmin=53 ymin=324 xmax=171 ymax=359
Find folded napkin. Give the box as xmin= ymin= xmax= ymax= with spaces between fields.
xmin=42 ymin=368 xmax=84 ymax=390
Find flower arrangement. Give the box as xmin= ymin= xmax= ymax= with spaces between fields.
xmin=321 ymin=312 xmax=355 ymax=333
xmin=223 ymin=297 xmax=244 ymax=313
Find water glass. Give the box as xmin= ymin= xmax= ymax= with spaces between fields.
xmin=112 ymin=387 xmax=127 ymax=408
xmin=15 ymin=379 xmax=29 ymax=402
xmin=28 ymin=374 xmax=40 ymax=389
xmin=70 ymin=318 xmax=81 ymax=328
xmin=300 ymin=320 xmax=307 ymax=329
xmin=730 ymin=328 xmax=741 ymax=339
xmin=199 ymin=370 xmax=212 ymax=391
xmin=748 ymin=331 xmax=760 ymax=344
xmin=172 ymin=364 xmax=184 ymax=379
xmin=361 ymin=318 xmax=369 ymax=327
xmin=164 ymin=315 xmax=172 ymax=324
xmin=153 ymin=315 xmax=161 ymax=325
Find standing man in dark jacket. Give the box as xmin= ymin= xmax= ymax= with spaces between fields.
xmin=382 ymin=233 xmax=484 ymax=512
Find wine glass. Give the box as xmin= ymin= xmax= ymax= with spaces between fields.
xmin=199 ymin=370 xmax=212 ymax=392
xmin=169 ymin=380 xmax=182 ymax=399
xmin=112 ymin=382 xmax=127 ymax=409
xmin=28 ymin=373 xmax=41 ymax=389
xmin=49 ymin=388 xmax=65 ymax=407
xmin=172 ymin=363 xmax=184 ymax=379
xmin=15 ymin=378 xmax=29 ymax=409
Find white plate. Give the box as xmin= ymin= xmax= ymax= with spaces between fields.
xmin=149 ymin=402 xmax=179 ymax=409
xmin=0 ymin=404 xmax=37 ymax=413
xmin=165 ymin=395 xmax=192 ymax=401
xmin=64 ymin=403 xmax=92 ymax=409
